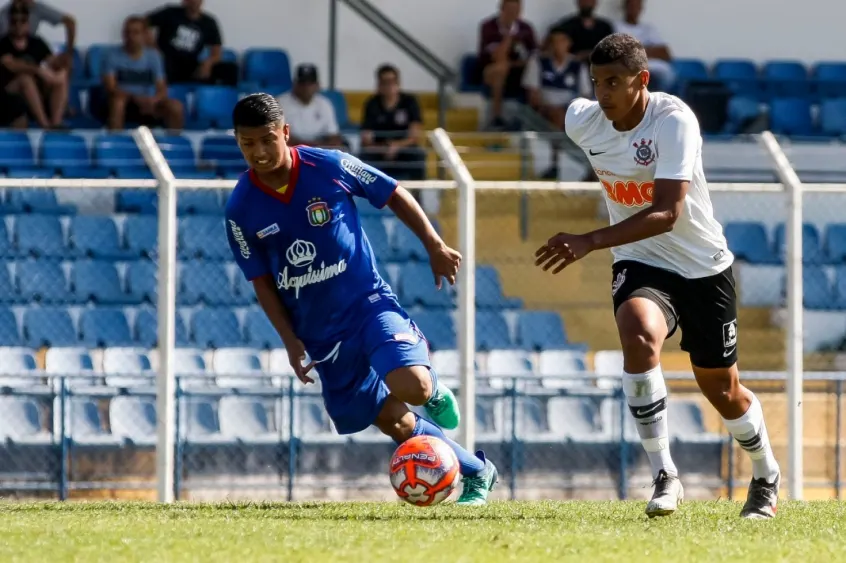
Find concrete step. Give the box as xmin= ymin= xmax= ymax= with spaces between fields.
xmin=343 ymin=91 xmax=442 ymax=111
xmin=347 ymin=105 xmax=479 ymax=132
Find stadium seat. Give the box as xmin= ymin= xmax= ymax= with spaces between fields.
xmin=134 ymin=308 xmax=189 ymax=347
xmin=399 ymin=262 xmax=453 ymax=308
xmin=102 ymin=347 xmax=154 ymax=388
xmin=800 ymin=266 xmax=833 ymax=310
xmin=243 ymin=48 xmax=292 ymax=91
xmin=212 ymin=348 xmax=270 ymax=388
xmin=5 ymin=189 xmax=74 ymax=215
xmin=15 ymin=215 xmax=66 ymax=258
xmin=537 ymin=349 xmax=588 ymax=389
xmin=724 ymin=222 xmax=779 ymax=264
xmin=0 ymin=221 xmax=13 ymax=258
xmin=0 ymin=308 xmax=21 ymax=345
xmin=93 ymin=134 xmax=147 ymax=176
xmin=833 ymin=267 xmax=846 ymax=310
xmin=40 ymin=133 xmax=91 ymax=176
xmin=191 ymin=308 xmax=243 ymax=348
xmin=180 ymin=399 xmax=230 ymax=444
xmin=774 ymin=223 xmax=822 ymax=264
xmin=546 ymin=397 xmax=602 ymax=440
xmin=825 ymin=224 xmax=846 ymax=264
xmin=820 ymin=99 xmax=846 ymax=137
xmin=192 ymin=86 xmax=239 ymax=129
xmin=126 ymin=260 xmax=157 ymax=304
xmin=116 ymin=190 xmax=157 ymax=215
xmin=392 ymin=222 xmax=431 ymax=262
xmin=200 ymin=135 xmax=243 ymax=174
xmin=0 ymin=264 xmax=18 ymax=304
xmin=321 ymin=89 xmax=351 ymax=130
xmin=17 ymin=261 xmax=73 ymax=303
xmin=166 ymin=85 xmax=193 ymax=117
xmin=85 ymin=44 xmax=116 ymax=81
xmin=361 ymin=217 xmax=393 ymax=261
xmin=244 ymin=308 xmax=281 ymax=349
xmin=483 ymin=349 xmax=534 ymax=389
xmin=0 ymin=131 xmax=35 ymax=172
xmin=69 ymin=216 xmax=130 ymax=260
xmin=672 ymin=58 xmax=709 ymax=81
xmin=516 ymin=311 xmax=568 ymax=350
xmin=507 ymin=396 xmax=552 ymax=439
xmin=72 ymin=261 xmax=130 ymax=305
xmin=110 ymin=396 xmax=156 ymax=446
xmin=45 ymin=347 xmax=97 ymax=389
xmin=179 ymin=216 xmax=230 ymax=261
xmin=725 ymin=96 xmax=763 ymax=134
xmin=477 ymin=265 xmax=522 ymax=309
xmin=814 ymin=62 xmax=846 ymax=99
xmin=762 ymin=61 xmax=810 ymax=98
xmin=0 ymin=396 xmax=51 ymax=444
xmin=769 ymin=98 xmax=815 ymax=137
xmin=459 ymin=54 xmax=481 ymax=93
xmin=79 ymin=308 xmax=134 ymax=347
xmin=411 ymin=310 xmax=456 ymax=351
xmin=177 ymin=190 xmax=223 ymax=215
xmin=173 ymin=348 xmax=211 ymax=389
xmin=23 ymin=308 xmax=77 ymax=347
xmin=156 ymin=134 xmax=196 ymax=173
xmin=233 ymin=271 xmax=257 ymax=306
xmin=219 ymin=397 xmax=279 ymax=443
xmin=67 ymin=398 xmax=119 ymax=446
xmin=0 ymin=346 xmax=39 ymax=387
xmin=124 ymin=216 xmax=158 ymax=257
xmin=667 ymin=399 xmax=720 ymax=441
xmin=713 ymin=59 xmax=761 ymax=99
xmin=476 ymin=311 xmax=512 ymax=350
xmin=180 ymin=261 xmax=236 ymax=306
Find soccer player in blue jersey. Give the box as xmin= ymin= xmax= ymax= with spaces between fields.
xmin=224 ymin=93 xmax=498 ymax=504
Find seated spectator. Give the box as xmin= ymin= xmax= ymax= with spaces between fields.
xmin=277 ymin=64 xmax=344 ymax=149
xmin=478 ymin=0 xmax=537 ymax=129
xmin=146 ymin=0 xmax=237 ymax=85
xmin=614 ymin=0 xmax=674 ymax=92
xmin=0 ymin=0 xmax=76 ymax=70
xmin=360 ymin=64 xmax=425 ymax=182
xmin=0 ymin=5 xmax=68 ymax=129
xmin=93 ymin=15 xmax=183 ymax=131
xmin=550 ymin=0 xmax=613 ymax=61
xmin=523 ymin=29 xmax=587 ymax=129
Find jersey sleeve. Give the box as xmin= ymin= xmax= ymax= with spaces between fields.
xmin=654 ymin=110 xmax=700 ymax=181
xmin=225 ymin=205 xmax=270 ymax=281
xmin=335 ymin=153 xmax=398 ymax=209
xmin=564 ymin=98 xmax=595 ymax=146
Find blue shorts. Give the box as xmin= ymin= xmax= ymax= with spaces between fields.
xmin=309 ymin=303 xmax=431 ymax=435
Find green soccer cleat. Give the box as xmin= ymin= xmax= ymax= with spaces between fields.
xmin=456 ymin=452 xmax=498 ymax=506
xmin=424 ymin=382 xmax=460 ymax=430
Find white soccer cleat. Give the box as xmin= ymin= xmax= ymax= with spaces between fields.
xmin=645 ymin=470 xmax=684 ymax=518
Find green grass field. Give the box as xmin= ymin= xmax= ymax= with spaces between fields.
xmin=1 ymin=500 xmax=845 ymax=562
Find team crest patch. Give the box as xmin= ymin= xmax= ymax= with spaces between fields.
xmin=723 ymin=319 xmax=738 ymax=348
xmin=633 ymin=138 xmax=655 ymax=166
xmin=306 ymin=198 xmax=331 ymax=226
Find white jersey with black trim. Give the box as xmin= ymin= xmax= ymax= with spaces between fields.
xmin=566 ymin=91 xmax=733 ymax=279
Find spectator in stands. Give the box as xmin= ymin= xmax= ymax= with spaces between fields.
xmin=550 ymin=0 xmax=613 ymax=61
xmin=478 ymin=0 xmax=537 ymax=129
xmin=95 ymin=16 xmax=184 ymax=131
xmin=277 ymin=64 xmax=344 ymax=149
xmin=0 ymin=0 xmax=75 ymax=70
xmin=146 ymin=0 xmax=237 ymax=85
xmin=360 ymin=64 xmax=425 ymax=182
xmin=0 ymin=4 xmax=68 ymax=129
xmin=614 ymin=0 xmax=674 ymax=92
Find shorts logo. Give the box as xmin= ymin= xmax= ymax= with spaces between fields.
xmin=601 ymin=180 xmax=654 ymax=207
xmin=257 ymin=223 xmax=280 ymax=239
xmin=723 ymin=319 xmax=738 ymax=353
xmin=611 ymin=268 xmax=627 ymax=296
xmin=306 ymin=198 xmax=331 ymax=227
xmin=633 ymin=138 xmax=655 ymax=166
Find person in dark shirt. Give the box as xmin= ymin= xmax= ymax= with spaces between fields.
xmin=550 ymin=0 xmax=613 ymax=61
xmin=146 ymin=0 xmax=231 ymax=84
xmin=360 ymin=64 xmax=425 ymax=182
xmin=0 ymin=4 xmax=68 ymax=128
xmin=477 ymin=0 xmax=537 ymax=128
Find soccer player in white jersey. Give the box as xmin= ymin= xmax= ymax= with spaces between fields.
xmin=534 ymin=34 xmax=780 ymax=519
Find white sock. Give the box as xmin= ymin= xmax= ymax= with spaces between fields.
xmin=722 ymin=394 xmax=780 ymax=483
xmin=623 ymin=365 xmax=678 ymax=478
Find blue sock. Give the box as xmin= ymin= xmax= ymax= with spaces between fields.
xmin=400 ymin=413 xmax=485 ymax=477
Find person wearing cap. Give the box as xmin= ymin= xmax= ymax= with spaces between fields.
xmin=276 ymin=63 xmax=344 ymax=149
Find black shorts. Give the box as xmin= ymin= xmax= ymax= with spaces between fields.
xmin=611 ymin=260 xmax=738 ymax=369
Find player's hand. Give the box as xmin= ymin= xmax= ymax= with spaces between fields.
xmin=427 ymin=240 xmax=462 ymax=289
xmin=286 ymin=339 xmax=316 ymax=385
xmin=534 ymin=232 xmax=594 ymax=274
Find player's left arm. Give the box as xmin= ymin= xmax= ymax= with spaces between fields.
xmin=536 ymin=111 xmax=695 ymax=274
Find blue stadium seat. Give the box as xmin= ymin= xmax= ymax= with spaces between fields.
xmin=769 ymin=98 xmax=815 ymax=137
xmin=179 ymin=216 xmax=230 ymax=260
xmin=392 ymin=222 xmax=431 ymax=261
xmin=763 ymin=61 xmax=810 ymax=98
xmin=476 ymin=311 xmax=512 ymax=350
xmin=69 ymin=216 xmax=130 ymax=260
xmin=40 ymin=133 xmax=91 ymax=176
xmin=15 ymin=215 xmax=65 ymax=258
xmin=65 ymin=85 xmax=100 ymax=129
xmin=0 ymin=221 xmax=12 ymax=259
xmin=103 ymin=347 xmax=154 ymax=388
xmin=0 ymin=131 xmax=36 ymax=172
xmin=774 ymin=223 xmax=822 ymax=264
xmin=0 ymin=308 xmax=21 ymax=345
xmin=60 ymin=45 xmax=85 ymax=85
xmin=180 ymin=261 xmax=236 ymax=306
xmin=213 ymin=348 xmax=269 ymax=388
xmin=820 ymin=99 xmax=846 ymax=137
xmin=0 ymin=347 xmax=39 ymax=387
xmin=79 ymin=308 xmax=133 ymax=347
xmin=233 ymin=271 xmax=256 ymax=305
xmin=72 ymin=261 xmax=130 ymax=305
xmin=68 ymin=398 xmax=119 ymax=446
xmin=725 ymin=96 xmax=763 ymax=134
xmin=24 ymin=308 xmax=77 ymax=347
xmin=825 ymin=224 xmax=846 ymax=264
xmin=156 ymin=134 xmax=196 ymax=173
xmin=672 ymin=58 xmax=709 ymax=81
xmin=477 ymin=265 xmax=522 ymax=309
xmin=411 ymin=310 xmax=456 ymax=351
xmin=459 ymin=54 xmax=481 ymax=93
xmin=5 ymin=189 xmax=75 ymax=214
xmin=243 ymin=49 xmax=292 ymax=91
xmin=834 ymin=267 xmax=846 ymax=309
xmin=516 ymin=311 xmax=568 ymax=350
xmin=180 ymin=398 xmax=230 ymax=444
xmin=321 ymin=89 xmax=351 ymax=130
xmin=124 ymin=216 xmax=157 ymax=257
xmin=219 ymin=397 xmax=278 ymax=443
xmin=116 ymin=190 xmax=157 ymax=215
xmin=177 ymin=190 xmax=222 ymax=215
xmin=0 ymin=265 xmax=18 ymax=304
xmin=361 ymin=217 xmax=393 ymax=261
xmin=801 ymin=266 xmax=832 ymax=310
xmin=815 ymin=63 xmax=846 ymax=99
xmin=134 ymin=308 xmax=189 ymax=347
xmin=244 ymin=308 xmax=281 ymax=349
xmin=398 ymin=262 xmax=453 ymax=308
xmin=110 ymin=396 xmax=156 ymax=446
xmin=713 ymin=59 xmax=761 ymax=99
xmin=86 ymin=44 xmax=116 ymax=81
xmin=200 ymin=135 xmax=243 ymax=174
xmin=724 ymin=222 xmax=779 ymax=264
xmin=17 ymin=261 xmax=72 ymax=303
xmin=167 ymin=85 xmax=193 ymax=117
xmin=191 ymin=308 xmax=242 ymax=348
xmin=0 ymin=396 xmax=51 ymax=444
xmin=94 ymin=134 xmax=146 ymax=175
xmin=192 ymin=86 xmax=239 ymax=129
xmin=126 ymin=260 xmax=157 ymax=304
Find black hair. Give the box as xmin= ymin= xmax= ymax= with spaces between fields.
xmin=232 ymin=93 xmax=284 ymax=130
xmin=548 ymin=27 xmax=572 ymax=39
xmin=589 ymin=33 xmax=648 ymax=72
xmin=9 ymin=4 xmax=29 ymax=20
xmin=376 ymin=64 xmax=399 ymax=80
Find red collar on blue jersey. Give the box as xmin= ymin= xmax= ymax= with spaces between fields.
xmin=249 ymin=146 xmax=301 ymax=204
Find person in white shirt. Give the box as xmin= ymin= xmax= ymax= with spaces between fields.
xmin=614 ymin=0 xmax=674 ymax=92
xmin=277 ymin=64 xmax=343 ymax=149
xmin=535 ymin=33 xmax=780 ymax=520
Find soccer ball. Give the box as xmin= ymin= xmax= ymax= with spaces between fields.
xmin=389 ymin=435 xmax=459 ymax=507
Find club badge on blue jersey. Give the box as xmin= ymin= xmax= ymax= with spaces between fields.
xmin=307 ymin=197 xmax=331 ymax=227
